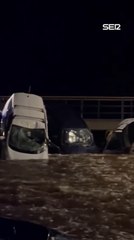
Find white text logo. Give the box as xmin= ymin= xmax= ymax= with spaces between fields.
xmin=102 ymin=24 xmax=121 ymax=30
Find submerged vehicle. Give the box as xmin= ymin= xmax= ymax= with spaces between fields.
xmin=0 ymin=93 xmax=49 ymax=160
xmin=0 ymin=217 xmax=72 ymax=239
xmin=104 ymin=118 xmax=134 ymax=154
xmin=46 ymin=102 xmax=99 ymax=154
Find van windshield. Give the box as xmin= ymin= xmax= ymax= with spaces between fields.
xmin=8 ymin=125 xmax=46 ymax=154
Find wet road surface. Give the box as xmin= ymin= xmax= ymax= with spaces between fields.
xmin=0 ymin=154 xmax=134 ymax=239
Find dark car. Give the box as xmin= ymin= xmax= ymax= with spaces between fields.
xmin=46 ymin=103 xmax=99 ymax=154
xmin=0 ymin=217 xmax=72 ymax=239
xmin=104 ymin=118 xmax=134 ymax=154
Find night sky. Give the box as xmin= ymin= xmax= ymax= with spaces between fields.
xmin=0 ymin=2 xmax=134 ymax=96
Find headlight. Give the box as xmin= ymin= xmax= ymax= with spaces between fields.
xmin=63 ymin=128 xmax=93 ymax=146
xmin=68 ymin=130 xmax=77 ymax=143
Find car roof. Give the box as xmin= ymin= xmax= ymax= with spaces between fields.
xmin=46 ymin=103 xmax=87 ymax=128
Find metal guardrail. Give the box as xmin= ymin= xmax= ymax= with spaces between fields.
xmin=0 ymin=96 xmax=134 ymax=120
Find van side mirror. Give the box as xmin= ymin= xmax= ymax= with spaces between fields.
xmin=47 ymin=139 xmax=61 ymax=153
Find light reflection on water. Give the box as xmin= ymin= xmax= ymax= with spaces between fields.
xmin=0 ymin=154 xmax=134 ymax=239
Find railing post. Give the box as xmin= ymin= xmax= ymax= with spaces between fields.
xmin=130 ymin=100 xmax=133 ymax=117
xmin=97 ymin=100 xmax=100 ymax=118
xmin=121 ymin=100 xmax=124 ymax=119
xmin=80 ymin=100 xmax=84 ymax=118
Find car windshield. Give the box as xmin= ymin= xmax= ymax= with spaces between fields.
xmin=8 ymin=125 xmax=46 ymax=154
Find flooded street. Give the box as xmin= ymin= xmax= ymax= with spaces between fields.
xmin=0 ymin=154 xmax=134 ymax=239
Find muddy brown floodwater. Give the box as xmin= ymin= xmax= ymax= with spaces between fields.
xmin=0 ymin=154 xmax=134 ymax=239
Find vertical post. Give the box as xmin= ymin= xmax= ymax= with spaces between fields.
xmin=121 ymin=100 xmax=124 ymax=119
xmin=80 ymin=100 xmax=84 ymax=118
xmin=130 ymin=100 xmax=133 ymax=117
xmin=97 ymin=100 xmax=100 ymax=118
xmin=28 ymin=85 xmax=31 ymax=93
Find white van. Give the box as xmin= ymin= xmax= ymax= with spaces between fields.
xmin=0 ymin=93 xmax=48 ymax=160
